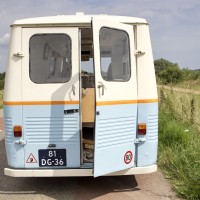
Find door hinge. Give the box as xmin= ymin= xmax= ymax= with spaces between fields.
xmin=13 ymin=52 xmax=24 ymax=57
xmin=134 ymin=50 xmax=145 ymax=56
xmin=14 ymin=140 xmax=27 ymax=146
xmin=134 ymin=138 xmax=146 ymax=144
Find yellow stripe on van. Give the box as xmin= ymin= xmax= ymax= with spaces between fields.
xmin=96 ymin=99 xmax=158 ymax=106
xmin=4 ymin=99 xmax=158 ymax=106
xmin=97 ymin=100 xmax=137 ymax=106
xmin=3 ymin=101 xmax=79 ymax=106
xmin=138 ymin=99 xmax=159 ymax=103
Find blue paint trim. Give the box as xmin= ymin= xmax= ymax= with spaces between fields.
xmin=4 ymin=104 xmax=80 ymax=168
xmin=4 ymin=105 xmax=24 ymax=168
xmin=4 ymin=101 xmax=158 ymax=170
xmin=94 ymin=104 xmax=137 ymax=177
xmin=136 ymin=102 xmax=158 ymax=167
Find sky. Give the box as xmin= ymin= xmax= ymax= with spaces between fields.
xmin=0 ymin=0 xmax=200 ymax=72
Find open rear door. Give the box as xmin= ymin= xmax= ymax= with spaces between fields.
xmin=92 ymin=18 xmax=138 ymax=177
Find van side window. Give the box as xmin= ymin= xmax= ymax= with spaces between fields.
xmin=30 ymin=34 xmax=71 ymax=83
xmin=100 ymin=28 xmax=130 ymax=82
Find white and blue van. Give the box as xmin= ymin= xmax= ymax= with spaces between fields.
xmin=3 ymin=13 xmax=158 ymax=177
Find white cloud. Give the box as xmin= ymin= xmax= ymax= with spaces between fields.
xmin=0 ymin=33 xmax=10 ymax=47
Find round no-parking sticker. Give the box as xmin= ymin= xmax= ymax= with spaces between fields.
xmin=124 ymin=151 xmax=133 ymax=164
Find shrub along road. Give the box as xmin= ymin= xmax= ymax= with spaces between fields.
xmin=0 ymin=111 xmax=180 ymax=200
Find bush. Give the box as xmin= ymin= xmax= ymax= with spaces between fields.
xmin=155 ymin=59 xmax=183 ymax=84
xmin=159 ymin=67 xmax=183 ymax=84
xmin=0 ymin=72 xmax=5 ymax=90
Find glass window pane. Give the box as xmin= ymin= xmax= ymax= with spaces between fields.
xmin=30 ymin=34 xmax=72 ymax=83
xmin=100 ymin=28 xmax=131 ymax=82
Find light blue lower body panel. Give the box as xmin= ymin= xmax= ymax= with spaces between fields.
xmin=4 ymin=104 xmax=80 ymax=169
xmin=94 ymin=104 xmax=137 ymax=177
xmin=137 ymin=102 xmax=158 ymax=167
xmin=4 ymin=105 xmax=24 ymax=168
xmin=4 ymin=102 xmax=158 ymax=172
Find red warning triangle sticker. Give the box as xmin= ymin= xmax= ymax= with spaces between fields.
xmin=26 ymin=153 xmax=37 ymax=163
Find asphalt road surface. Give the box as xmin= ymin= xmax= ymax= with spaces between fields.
xmin=0 ymin=110 xmax=181 ymax=200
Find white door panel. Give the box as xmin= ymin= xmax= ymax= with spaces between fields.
xmin=92 ymin=18 xmax=137 ymax=177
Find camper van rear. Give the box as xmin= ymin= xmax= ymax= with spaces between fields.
xmin=3 ymin=14 xmax=158 ymax=177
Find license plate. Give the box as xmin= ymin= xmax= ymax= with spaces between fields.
xmin=39 ymin=149 xmax=66 ymax=167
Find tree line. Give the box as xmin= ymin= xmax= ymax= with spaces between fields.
xmin=0 ymin=72 xmax=5 ymax=90
xmin=154 ymin=58 xmax=200 ymax=84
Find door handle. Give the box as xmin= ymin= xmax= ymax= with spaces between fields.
xmin=72 ymin=84 xmax=75 ymax=96
xmin=14 ymin=140 xmax=27 ymax=146
xmin=98 ymin=83 xmax=105 ymax=96
xmin=64 ymin=109 xmax=79 ymax=114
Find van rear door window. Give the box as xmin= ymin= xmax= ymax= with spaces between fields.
xmin=29 ymin=34 xmax=72 ymax=83
xmin=100 ymin=28 xmax=131 ymax=82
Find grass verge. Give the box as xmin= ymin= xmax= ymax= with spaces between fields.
xmin=158 ymin=111 xmax=200 ymax=200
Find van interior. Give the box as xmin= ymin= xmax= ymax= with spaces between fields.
xmin=81 ymin=28 xmax=95 ymax=166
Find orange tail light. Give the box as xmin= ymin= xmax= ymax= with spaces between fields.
xmin=138 ymin=123 xmax=146 ymax=135
xmin=13 ymin=125 xmax=22 ymax=137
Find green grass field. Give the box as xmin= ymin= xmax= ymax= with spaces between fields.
xmin=158 ymin=86 xmax=200 ymax=200
xmin=175 ymin=79 xmax=200 ymax=91
xmin=159 ymin=86 xmax=200 ymax=130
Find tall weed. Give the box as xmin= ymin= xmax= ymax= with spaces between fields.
xmin=159 ymin=86 xmax=200 ymax=128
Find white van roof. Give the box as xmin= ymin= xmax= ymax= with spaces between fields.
xmin=11 ymin=13 xmax=148 ymax=27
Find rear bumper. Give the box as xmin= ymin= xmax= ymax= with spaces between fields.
xmin=4 ymin=164 xmax=157 ymax=177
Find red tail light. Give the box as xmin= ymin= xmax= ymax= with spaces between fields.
xmin=13 ymin=125 xmax=22 ymax=137
xmin=138 ymin=123 xmax=146 ymax=135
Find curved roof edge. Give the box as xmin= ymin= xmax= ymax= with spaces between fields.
xmin=12 ymin=14 xmax=148 ymax=27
